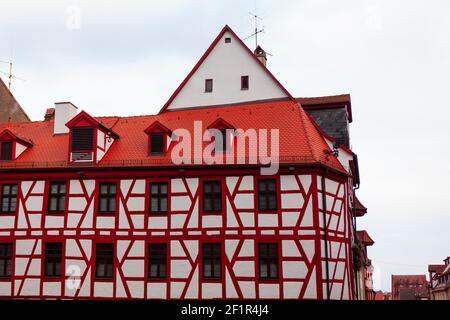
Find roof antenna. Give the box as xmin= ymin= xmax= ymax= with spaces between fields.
xmin=243 ymin=12 xmax=264 ymax=49
xmin=0 ymin=60 xmax=26 ymax=90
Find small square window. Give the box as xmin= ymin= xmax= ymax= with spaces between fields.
xmin=225 ymin=37 xmax=231 ymax=43
xmin=205 ymin=79 xmax=213 ymax=93
xmin=241 ymin=76 xmax=249 ymax=90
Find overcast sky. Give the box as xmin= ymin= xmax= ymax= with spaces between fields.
xmin=1 ymin=0 xmax=449 ymax=292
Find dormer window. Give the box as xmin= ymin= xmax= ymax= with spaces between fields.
xmin=0 ymin=142 xmax=12 ymax=161
xmin=145 ymin=121 xmax=172 ymax=156
xmin=0 ymin=129 xmax=33 ymax=161
xmin=66 ymin=111 xmax=119 ymax=164
xmin=205 ymin=79 xmax=213 ymax=93
xmin=150 ymin=133 xmax=164 ymax=155
xmin=207 ymin=118 xmax=235 ymax=154
xmin=71 ymin=127 xmax=94 ymax=161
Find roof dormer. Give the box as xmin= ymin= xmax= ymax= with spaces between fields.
xmin=144 ymin=121 xmax=172 ymax=156
xmin=66 ymin=111 xmax=119 ymax=164
xmin=0 ymin=129 xmax=33 ymax=161
xmin=207 ymin=118 xmax=235 ymax=154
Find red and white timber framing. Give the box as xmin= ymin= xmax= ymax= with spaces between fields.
xmin=0 ymin=167 xmax=355 ymax=300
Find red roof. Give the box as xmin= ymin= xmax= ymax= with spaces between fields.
xmin=356 ymin=230 xmax=375 ymax=246
xmin=355 ymin=196 xmax=368 ymax=217
xmin=0 ymin=100 xmax=346 ymax=172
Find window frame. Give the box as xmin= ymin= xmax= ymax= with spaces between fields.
xmin=149 ymin=182 xmax=168 ymax=215
xmin=0 ymin=141 xmax=13 ymax=161
xmin=44 ymin=242 xmax=63 ymax=279
xmin=241 ymin=75 xmax=249 ymax=90
xmin=147 ymin=243 xmax=167 ymax=281
xmin=0 ymin=243 xmax=13 ymax=279
xmin=0 ymin=183 xmax=18 ymax=214
xmin=95 ymin=243 xmax=114 ymax=280
xmin=205 ymin=79 xmax=213 ymax=93
xmin=202 ymin=180 xmax=223 ymax=215
xmin=202 ymin=243 xmax=222 ymax=281
xmin=258 ymin=242 xmax=279 ymax=281
xmin=97 ymin=182 xmax=118 ymax=214
xmin=47 ymin=181 xmax=67 ymax=214
xmin=257 ymin=178 xmax=278 ymax=212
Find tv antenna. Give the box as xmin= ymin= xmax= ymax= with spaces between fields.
xmin=0 ymin=60 xmax=26 ymax=90
xmin=243 ymin=12 xmax=265 ymax=49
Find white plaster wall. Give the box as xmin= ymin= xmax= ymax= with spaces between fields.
xmin=14 ymin=142 xmax=27 ymax=158
xmin=167 ymin=30 xmax=287 ymax=110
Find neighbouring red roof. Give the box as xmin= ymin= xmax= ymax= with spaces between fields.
xmin=356 ymin=230 xmax=375 ymax=246
xmin=428 ymin=264 xmax=446 ymax=274
xmin=392 ymin=275 xmax=429 ymax=299
xmin=0 ymin=100 xmax=346 ymax=172
xmin=355 ymin=196 xmax=368 ymax=217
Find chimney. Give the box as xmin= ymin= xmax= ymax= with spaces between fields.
xmin=254 ymin=45 xmax=267 ymax=67
xmin=44 ymin=108 xmax=55 ymax=121
xmin=54 ymin=102 xmax=78 ymax=135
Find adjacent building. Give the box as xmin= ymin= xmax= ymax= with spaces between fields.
xmin=428 ymin=257 xmax=450 ymax=300
xmin=391 ymin=275 xmax=429 ymax=300
xmin=0 ymin=25 xmax=368 ymax=300
xmin=0 ymin=78 xmax=30 ymax=123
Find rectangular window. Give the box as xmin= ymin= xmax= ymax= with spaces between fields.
xmin=98 ymin=182 xmax=117 ymax=213
xmin=71 ymin=127 xmax=94 ymax=151
xmin=48 ymin=182 xmax=66 ymax=213
xmin=44 ymin=242 xmax=62 ymax=278
xmin=225 ymin=37 xmax=231 ymax=43
xmin=203 ymin=181 xmax=222 ymax=213
xmin=150 ymin=133 xmax=164 ymax=155
xmin=258 ymin=243 xmax=279 ymax=280
xmin=241 ymin=75 xmax=249 ymax=90
xmin=148 ymin=243 xmax=167 ymax=280
xmin=96 ymin=243 xmax=114 ymax=280
xmin=202 ymin=243 xmax=221 ymax=280
xmin=1 ymin=142 xmax=13 ymax=161
xmin=0 ymin=243 xmax=12 ymax=278
xmin=1 ymin=184 xmax=18 ymax=213
xmin=149 ymin=182 xmax=168 ymax=214
xmin=258 ymin=179 xmax=277 ymax=212
xmin=205 ymin=79 xmax=213 ymax=93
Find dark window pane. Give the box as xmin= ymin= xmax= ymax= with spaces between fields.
xmin=258 ymin=179 xmax=277 ymax=212
xmin=0 ymin=243 xmax=13 ymax=278
xmin=149 ymin=183 xmax=168 ymax=214
xmin=205 ymin=79 xmax=213 ymax=92
xmin=202 ymin=243 xmax=221 ymax=280
xmin=241 ymin=75 xmax=249 ymax=90
xmin=203 ymin=181 xmax=222 ymax=213
xmin=71 ymin=128 xmax=94 ymax=151
xmin=48 ymin=182 xmax=66 ymax=212
xmin=150 ymin=134 xmax=164 ymax=154
xmin=259 ymin=243 xmax=279 ymax=280
xmin=98 ymin=183 xmax=117 ymax=213
xmin=45 ymin=242 xmax=62 ymax=277
xmin=148 ymin=243 xmax=167 ymax=280
xmin=96 ymin=244 xmax=114 ymax=279
xmin=1 ymin=184 xmax=18 ymax=213
xmin=1 ymin=142 xmax=13 ymax=161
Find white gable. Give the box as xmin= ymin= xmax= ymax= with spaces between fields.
xmin=166 ymin=30 xmax=289 ymax=111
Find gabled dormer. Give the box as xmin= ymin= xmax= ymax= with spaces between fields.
xmin=66 ymin=111 xmax=119 ymax=163
xmin=144 ymin=121 xmax=172 ymax=156
xmin=207 ymin=118 xmax=235 ymax=154
xmin=0 ymin=129 xmax=33 ymax=161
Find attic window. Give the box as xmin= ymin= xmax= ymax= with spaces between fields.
xmin=225 ymin=37 xmax=231 ymax=43
xmin=241 ymin=76 xmax=249 ymax=90
xmin=71 ymin=127 xmax=94 ymax=161
xmin=205 ymin=79 xmax=213 ymax=93
xmin=150 ymin=133 xmax=164 ymax=155
xmin=0 ymin=142 xmax=12 ymax=161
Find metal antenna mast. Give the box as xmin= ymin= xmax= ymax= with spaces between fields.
xmin=243 ymin=12 xmax=264 ymax=49
xmin=0 ymin=60 xmax=26 ymax=90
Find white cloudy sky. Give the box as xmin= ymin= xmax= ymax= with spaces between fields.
xmin=1 ymin=0 xmax=449 ymax=292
